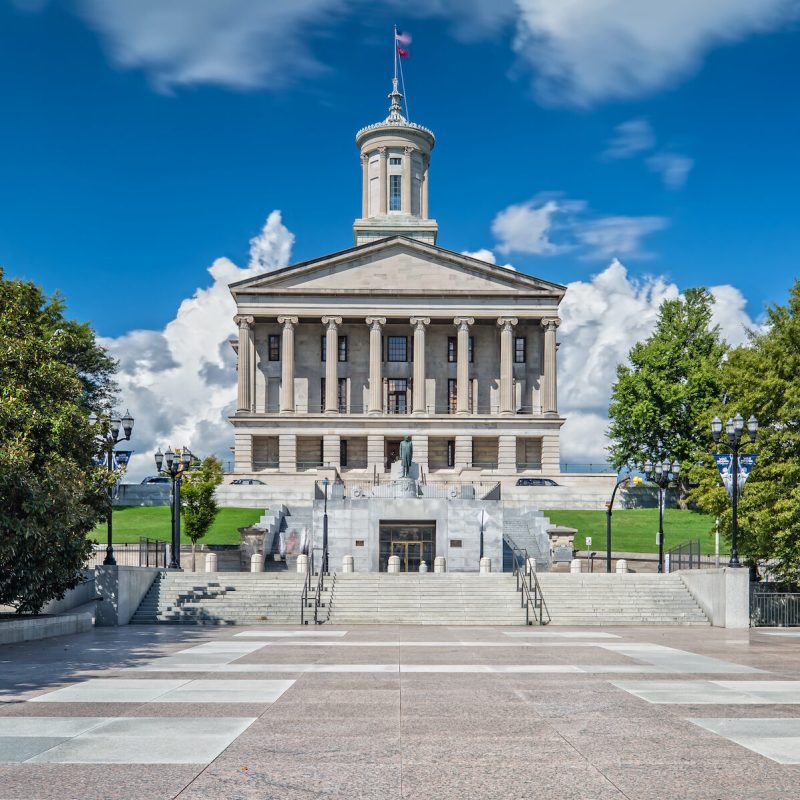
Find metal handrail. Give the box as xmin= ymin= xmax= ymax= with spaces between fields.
xmin=506 ymin=535 xmax=550 ymax=625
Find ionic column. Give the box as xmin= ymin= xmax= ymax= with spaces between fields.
xmin=235 ymin=315 xmax=254 ymax=412
xmin=378 ymin=147 xmax=388 ymax=214
xmin=422 ymin=155 xmax=429 ymax=219
xmin=453 ymin=317 xmax=474 ymax=416
xmin=402 ymin=147 xmax=413 ymax=213
xmin=542 ymin=317 xmax=560 ymax=415
xmin=360 ymin=153 xmax=369 ymax=217
xmin=322 ymin=316 xmax=342 ymax=414
xmin=410 ymin=317 xmax=430 ymax=414
xmin=497 ymin=317 xmax=518 ymax=416
xmin=366 ymin=317 xmax=386 ymax=414
xmin=278 ymin=316 xmax=298 ymax=413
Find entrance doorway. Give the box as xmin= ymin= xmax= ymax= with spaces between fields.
xmin=385 ymin=439 xmax=402 ymax=471
xmin=379 ymin=522 xmax=436 ymax=572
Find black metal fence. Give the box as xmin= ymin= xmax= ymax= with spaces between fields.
xmin=666 ymin=539 xmax=724 ymax=572
xmin=751 ymin=585 xmax=800 ymax=627
xmin=86 ymin=538 xmax=166 ymax=568
xmin=138 ymin=537 xmax=167 ymax=567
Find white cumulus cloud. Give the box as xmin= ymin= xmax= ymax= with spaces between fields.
xmin=461 ymin=248 xmax=516 ymax=271
xmin=556 ymin=260 xmax=758 ymax=464
xmin=102 ymin=211 xmax=294 ymax=480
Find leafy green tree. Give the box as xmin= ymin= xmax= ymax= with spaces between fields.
xmin=180 ymin=456 xmax=224 ymax=570
xmin=691 ymin=281 xmax=800 ymax=582
xmin=0 ymin=268 xmax=117 ymax=614
xmin=608 ymin=288 xmax=728 ymax=504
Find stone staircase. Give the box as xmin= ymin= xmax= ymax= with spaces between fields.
xmin=535 ymin=573 xmax=710 ymax=625
xmin=130 ymin=572 xmax=307 ymax=625
xmin=324 ymin=573 xmax=528 ymax=625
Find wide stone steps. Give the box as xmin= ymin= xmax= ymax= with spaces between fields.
xmin=130 ymin=573 xmax=307 ymax=625
xmin=325 ymin=575 xmax=528 ymax=625
xmin=535 ymin=574 xmax=709 ymax=625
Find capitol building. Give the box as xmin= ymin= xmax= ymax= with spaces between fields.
xmin=228 ymin=79 xmax=565 ymax=492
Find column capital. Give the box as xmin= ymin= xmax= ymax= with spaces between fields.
xmin=541 ymin=317 xmax=561 ymax=331
xmin=410 ymin=316 xmax=431 ymax=329
xmin=453 ymin=317 xmax=474 ymax=332
xmin=278 ymin=315 xmax=298 ymax=328
xmin=366 ymin=316 xmax=386 ymax=330
xmin=378 ymin=146 xmax=387 ymax=155
xmin=360 ymin=152 xmax=369 ymax=163
xmin=321 ymin=316 xmax=342 ymax=328
xmin=234 ymin=315 xmax=254 ymax=328
xmin=497 ymin=317 xmax=518 ymax=331
xmin=403 ymin=145 xmax=415 ymax=156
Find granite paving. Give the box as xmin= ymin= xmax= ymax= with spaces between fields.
xmin=0 ymin=624 xmax=798 ymax=798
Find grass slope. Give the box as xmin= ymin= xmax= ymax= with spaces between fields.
xmin=90 ymin=507 xmax=263 ymax=545
xmin=543 ymin=509 xmax=718 ymax=554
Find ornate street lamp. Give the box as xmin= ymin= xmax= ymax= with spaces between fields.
xmin=155 ymin=446 xmax=193 ymax=569
xmin=90 ymin=409 xmax=134 ymax=566
xmin=643 ymin=458 xmax=681 ymax=573
xmin=711 ymin=413 xmax=758 ymax=568
xmin=605 ymin=461 xmax=635 ymax=573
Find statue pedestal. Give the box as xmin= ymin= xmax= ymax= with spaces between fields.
xmin=390 ymin=461 xmax=419 ymax=481
xmin=389 ymin=461 xmax=419 ymax=498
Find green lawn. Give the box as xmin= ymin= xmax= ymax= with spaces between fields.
xmin=543 ymin=509 xmax=718 ymax=554
xmin=90 ymin=507 xmax=264 ymax=545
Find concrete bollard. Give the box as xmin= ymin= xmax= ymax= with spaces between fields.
xmin=615 ymin=559 xmax=628 ymax=574
xmin=570 ymin=558 xmax=582 ymax=574
xmin=433 ymin=556 xmax=446 ymax=574
xmin=419 ymin=560 xmax=428 ymax=573
xmin=297 ymin=553 xmax=308 ymax=573
xmin=526 ymin=557 xmax=537 ymax=574
xmin=388 ymin=555 xmax=400 ymax=574
xmin=480 ymin=556 xmax=492 ymax=574
xmin=250 ymin=553 xmax=264 ymax=573
xmin=342 ymin=554 xmax=354 ymax=573
xmin=205 ymin=552 xmax=217 ymax=573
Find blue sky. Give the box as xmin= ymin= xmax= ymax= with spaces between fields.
xmin=2 ymin=1 xmax=799 ymax=472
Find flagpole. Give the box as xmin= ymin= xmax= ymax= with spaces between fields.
xmin=393 ymin=24 xmax=398 ymax=85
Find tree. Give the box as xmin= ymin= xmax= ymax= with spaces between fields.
xmin=180 ymin=456 xmax=224 ymax=570
xmin=691 ymin=281 xmax=800 ymax=582
xmin=0 ymin=268 xmax=117 ymax=614
xmin=608 ymin=288 xmax=728 ymax=505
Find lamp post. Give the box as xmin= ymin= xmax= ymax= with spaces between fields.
xmin=711 ymin=413 xmax=757 ymax=568
xmin=155 ymin=446 xmax=192 ymax=570
xmin=605 ymin=462 xmax=634 ymax=573
xmin=322 ymin=477 xmax=330 ymax=575
xmin=643 ymin=458 xmax=681 ymax=573
xmin=90 ymin=410 xmax=134 ymax=566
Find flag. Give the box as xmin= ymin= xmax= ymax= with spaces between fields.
xmin=396 ymin=29 xmax=411 ymax=58
xmin=397 ymin=47 xmax=410 ymax=58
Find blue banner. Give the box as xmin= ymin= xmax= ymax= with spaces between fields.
xmin=714 ymin=453 xmax=757 ymax=498
xmin=113 ymin=450 xmax=133 ymax=468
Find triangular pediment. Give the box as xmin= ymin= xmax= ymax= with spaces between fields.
xmin=230 ymin=237 xmax=565 ymax=298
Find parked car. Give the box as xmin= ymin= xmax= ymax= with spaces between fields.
xmin=141 ymin=476 xmax=170 ymax=485
xmin=231 ymin=478 xmax=265 ymax=485
xmin=515 ymin=478 xmax=559 ymax=487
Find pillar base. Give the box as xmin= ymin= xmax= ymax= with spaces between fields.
xmin=323 ymin=410 xmax=339 ymax=416
xmin=367 ymin=410 xmax=383 ymax=416
xmin=279 ymin=409 xmax=295 ymax=415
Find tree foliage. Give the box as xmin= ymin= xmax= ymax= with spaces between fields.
xmin=691 ymin=281 xmax=800 ymax=582
xmin=180 ymin=456 xmax=224 ymax=570
xmin=608 ymin=288 xmax=728 ymax=502
xmin=0 ymin=268 xmax=117 ymax=614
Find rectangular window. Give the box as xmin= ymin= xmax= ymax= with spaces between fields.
xmin=387 ymin=378 xmax=408 ymax=414
xmin=268 ymin=334 xmax=280 ymax=361
xmin=447 ymin=379 xmax=457 ymax=414
xmin=340 ymin=439 xmax=348 ymax=467
xmin=447 ymin=337 xmax=456 ymax=363
xmin=447 ymin=439 xmax=455 ymax=468
xmin=389 ymin=157 xmax=401 ymax=166
xmin=387 ymin=335 xmax=407 ymax=362
xmin=469 ymin=336 xmax=474 ymax=364
xmin=338 ymin=335 xmax=348 ymax=362
xmin=320 ymin=378 xmax=325 ymax=411
xmin=514 ymin=336 xmax=526 ymax=364
xmin=321 ymin=334 xmax=326 ymax=362
xmin=389 ymin=174 xmax=402 ymax=211
xmin=338 ymin=377 xmax=347 ymax=413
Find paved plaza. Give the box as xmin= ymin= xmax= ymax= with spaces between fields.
xmin=1 ymin=626 xmax=799 ymax=799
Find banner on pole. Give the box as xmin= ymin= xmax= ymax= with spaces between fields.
xmin=714 ymin=453 xmax=757 ymax=498
xmin=114 ymin=450 xmax=133 ymax=468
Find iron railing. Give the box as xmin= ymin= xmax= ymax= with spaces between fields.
xmin=300 ymin=548 xmax=329 ymax=625
xmin=751 ymin=586 xmax=800 ymax=627
xmin=505 ymin=535 xmax=550 ymax=625
xmin=560 ymin=463 xmax=615 ymax=474
xmin=86 ymin=539 xmax=166 ymax=568
xmin=138 ymin=537 xmax=167 ymax=568
xmin=667 ymin=539 xmax=724 ymax=572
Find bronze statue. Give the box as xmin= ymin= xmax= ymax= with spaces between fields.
xmin=399 ymin=435 xmax=413 ymax=478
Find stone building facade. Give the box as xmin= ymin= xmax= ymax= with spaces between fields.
xmin=228 ymin=80 xmax=565 ymax=488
